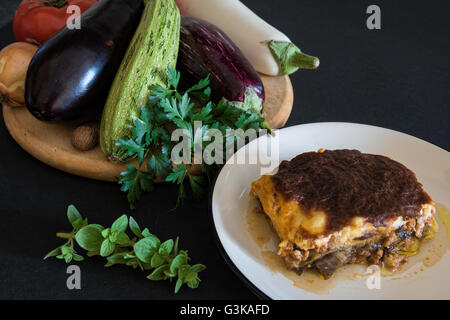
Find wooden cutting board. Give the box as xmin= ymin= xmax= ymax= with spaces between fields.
xmin=2 ymin=74 xmax=293 ymax=182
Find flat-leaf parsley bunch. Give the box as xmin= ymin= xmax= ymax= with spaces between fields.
xmin=45 ymin=205 xmax=206 ymax=293
xmin=116 ymin=69 xmax=269 ymax=208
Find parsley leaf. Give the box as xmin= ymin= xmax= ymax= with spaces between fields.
xmin=167 ymin=68 xmax=181 ymax=89
xmin=132 ymin=106 xmax=154 ymax=146
xmin=148 ymin=153 xmax=172 ymax=180
xmin=160 ymin=94 xmax=194 ymax=121
xmin=148 ymin=84 xmax=173 ymax=107
xmin=186 ymin=75 xmax=210 ymax=93
xmin=118 ymin=165 xmax=155 ymax=209
xmin=115 ymin=68 xmax=269 ymax=209
xmin=166 ymin=163 xmax=188 ymax=185
xmin=188 ymin=174 xmax=206 ymax=200
xmin=115 ymin=138 xmax=146 ymax=165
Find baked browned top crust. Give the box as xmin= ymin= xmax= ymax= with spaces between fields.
xmin=250 ymin=149 xmax=438 ymax=278
xmin=271 ymin=149 xmax=432 ymax=234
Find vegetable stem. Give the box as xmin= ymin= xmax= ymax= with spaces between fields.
xmin=41 ymin=0 xmax=69 ymax=8
xmin=56 ymin=232 xmax=73 ymax=239
xmin=268 ymin=40 xmax=320 ymax=75
xmin=288 ymin=52 xmax=320 ymax=70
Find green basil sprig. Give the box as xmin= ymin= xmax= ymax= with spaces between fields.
xmin=45 ymin=205 xmax=206 ymax=293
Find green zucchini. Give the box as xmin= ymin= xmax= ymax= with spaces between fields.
xmin=100 ymin=0 xmax=180 ymax=159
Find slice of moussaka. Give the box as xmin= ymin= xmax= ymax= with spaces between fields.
xmin=250 ymin=149 xmax=438 ymax=279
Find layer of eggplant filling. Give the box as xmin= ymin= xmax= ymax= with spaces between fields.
xmin=278 ymin=221 xmax=437 ymax=279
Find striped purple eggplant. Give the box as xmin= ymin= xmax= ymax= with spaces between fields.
xmin=177 ymin=15 xmax=265 ymax=113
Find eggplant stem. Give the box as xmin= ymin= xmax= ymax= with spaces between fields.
xmin=268 ymin=40 xmax=320 ymax=75
xmin=289 ymin=52 xmax=320 ymax=70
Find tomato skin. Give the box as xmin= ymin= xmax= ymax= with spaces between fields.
xmin=13 ymin=0 xmax=98 ymax=45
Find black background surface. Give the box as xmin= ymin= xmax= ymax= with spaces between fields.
xmin=0 ymin=0 xmax=448 ymax=299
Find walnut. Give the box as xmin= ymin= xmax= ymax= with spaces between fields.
xmin=71 ymin=123 xmax=99 ymax=151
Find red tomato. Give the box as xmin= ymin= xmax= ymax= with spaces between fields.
xmin=13 ymin=0 xmax=99 ymax=45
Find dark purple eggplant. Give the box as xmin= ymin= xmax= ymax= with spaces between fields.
xmin=25 ymin=0 xmax=144 ymax=122
xmin=177 ymin=16 xmax=265 ymax=112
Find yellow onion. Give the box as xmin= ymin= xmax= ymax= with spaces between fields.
xmin=0 ymin=42 xmax=38 ymax=107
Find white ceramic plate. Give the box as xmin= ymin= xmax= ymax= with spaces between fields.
xmin=211 ymin=122 xmax=450 ymax=300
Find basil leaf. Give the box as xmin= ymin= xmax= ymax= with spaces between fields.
xmin=187 ymin=278 xmax=200 ymax=289
xmin=126 ymin=259 xmax=139 ymax=269
xmin=89 ymin=224 xmax=105 ymax=231
xmin=105 ymin=253 xmax=127 ymax=267
xmin=67 ymin=205 xmax=82 ymax=228
xmin=64 ymin=254 xmax=73 ymax=264
xmin=43 ymin=246 xmax=62 ymax=260
xmin=173 ymin=237 xmax=179 ymax=256
xmin=185 ymin=271 xmax=197 ymax=283
xmin=141 ymin=228 xmax=152 ymax=238
xmin=111 ymin=215 xmax=128 ymax=233
xmin=174 ymin=278 xmax=184 ymax=294
xmin=48 ymin=205 xmax=207 ymax=294
xmin=170 ymin=253 xmax=187 ymax=274
xmin=115 ymin=232 xmax=131 ymax=246
xmin=178 ymin=264 xmax=190 ymax=280
xmin=87 ymin=250 xmax=100 ymax=257
xmin=134 ymin=236 xmax=160 ymax=263
xmin=129 ymin=216 xmax=142 ymax=238
xmin=61 ymin=245 xmax=71 ymax=255
xmin=73 ymin=218 xmax=85 ymax=231
xmin=75 ymin=225 xmax=104 ymax=251
xmin=190 ymin=264 xmax=206 ymax=273
xmin=101 ymin=228 xmax=110 ymax=238
xmin=159 ymin=239 xmax=174 ymax=257
xmin=100 ymin=239 xmax=115 ymax=257
xmin=73 ymin=253 xmax=84 ymax=262
xmin=150 ymin=252 xmax=165 ymax=268
xmin=147 ymin=264 xmax=169 ymax=281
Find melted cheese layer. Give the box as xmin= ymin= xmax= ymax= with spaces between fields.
xmin=250 ymin=175 xmax=436 ymax=251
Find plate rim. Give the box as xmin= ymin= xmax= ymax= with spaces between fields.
xmin=208 ymin=180 xmax=270 ymax=300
